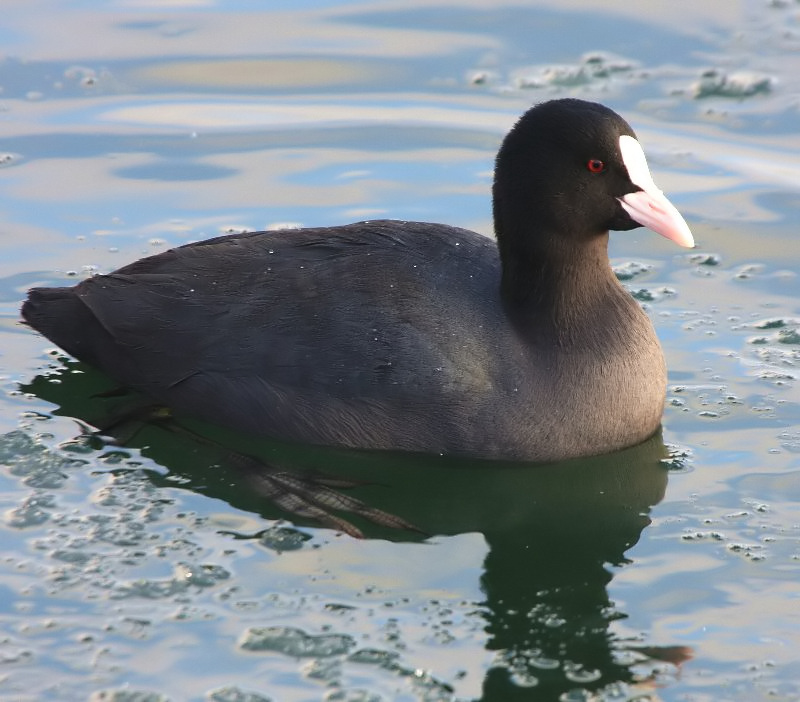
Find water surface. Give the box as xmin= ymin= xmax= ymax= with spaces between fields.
xmin=1 ymin=1 xmax=799 ymax=700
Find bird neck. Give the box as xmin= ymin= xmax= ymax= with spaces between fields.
xmin=497 ymin=228 xmax=626 ymax=344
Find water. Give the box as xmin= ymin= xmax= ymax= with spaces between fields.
xmin=2 ymin=1 xmax=800 ymax=700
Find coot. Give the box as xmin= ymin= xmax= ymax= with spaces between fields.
xmin=22 ymin=99 xmax=693 ymax=463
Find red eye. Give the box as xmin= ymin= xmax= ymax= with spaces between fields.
xmin=587 ymin=159 xmax=605 ymax=173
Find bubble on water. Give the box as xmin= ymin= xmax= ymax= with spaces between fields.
xmin=112 ymin=576 xmax=186 ymax=601
xmin=582 ymin=51 xmax=636 ymax=72
xmin=751 ymin=344 xmax=800 ymax=365
xmin=0 ymin=645 xmax=34 ymax=665
xmin=512 ymin=52 xmax=637 ymax=90
xmin=207 ymin=686 xmax=273 ymax=702
xmin=239 ymin=626 xmax=355 ymax=657
xmin=688 ymin=252 xmax=722 ymax=266
xmin=778 ymin=431 xmax=800 ymax=453
xmin=777 ymin=328 xmax=800 ymax=344
xmin=347 ymin=648 xmax=400 ymax=666
xmin=302 ymin=656 xmax=341 ymax=682
xmin=554 ymin=687 xmax=595 ymax=701
xmin=613 ymin=260 xmax=653 ymax=281
xmin=628 ymin=286 xmax=676 ymax=303
xmin=346 ymin=647 xmax=456 ymax=699
xmin=727 ymin=542 xmax=766 ymax=561
xmin=323 ymin=689 xmax=382 ymax=702
xmin=746 ymin=318 xmax=800 ymax=375
xmin=518 ymin=65 xmax=591 ymax=88
xmin=258 ymin=525 xmax=311 ymax=552
xmin=660 ymin=444 xmax=692 ymax=471
xmin=51 ymin=548 xmax=94 ymax=565
xmin=2 ymin=431 xmax=86 ymax=489
xmin=758 ymin=368 xmax=796 ymax=383
xmin=691 ymin=69 xmax=773 ymax=98
xmin=468 ymin=70 xmax=495 ymax=85
xmin=681 ymin=531 xmax=725 ymax=542
xmin=734 ymin=263 xmax=765 ymax=280
xmin=508 ymin=669 xmax=539 ymax=688
xmin=753 ymin=317 xmax=799 ymax=330
xmin=89 ymin=689 xmax=170 ymax=702
xmin=528 ymin=653 xmax=560 ymax=670
xmin=174 ymin=562 xmax=231 ymax=588
xmin=564 ymin=661 xmax=602 ymax=684
xmin=65 ymin=65 xmax=97 ymax=82
xmin=0 ymin=429 xmax=39 ymax=462
xmin=631 ymin=288 xmax=655 ymax=302
xmin=5 ymin=493 xmax=54 ymax=528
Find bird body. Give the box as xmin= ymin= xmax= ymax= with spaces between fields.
xmin=22 ymin=99 xmax=693 ymax=462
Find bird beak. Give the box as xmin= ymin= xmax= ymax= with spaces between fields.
xmin=617 ymin=134 xmax=695 ymax=248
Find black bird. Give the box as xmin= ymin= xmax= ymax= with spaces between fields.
xmin=22 ymin=98 xmax=694 ymax=463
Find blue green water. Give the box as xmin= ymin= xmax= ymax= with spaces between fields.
xmin=1 ymin=1 xmax=799 ymax=700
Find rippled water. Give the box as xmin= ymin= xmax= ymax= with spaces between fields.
xmin=2 ymin=1 xmax=800 ymax=700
